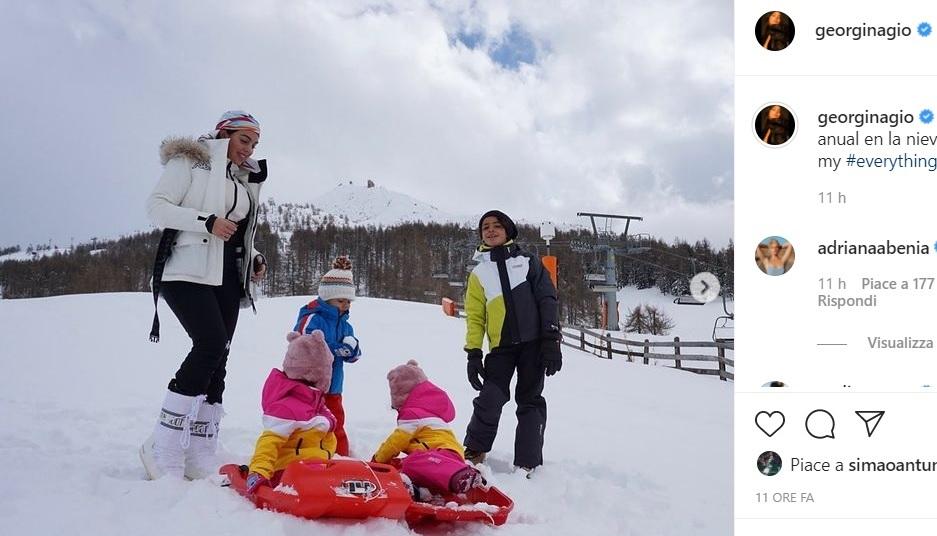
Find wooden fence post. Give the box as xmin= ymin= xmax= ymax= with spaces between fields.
xmin=562 ymin=325 xmax=733 ymax=382
xmin=718 ymin=345 xmax=726 ymax=381
xmin=674 ymin=336 xmax=681 ymax=369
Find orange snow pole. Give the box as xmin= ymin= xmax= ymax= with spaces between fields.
xmin=541 ymin=255 xmax=558 ymax=289
xmin=441 ymin=297 xmax=458 ymax=317
xmin=600 ymin=298 xmax=608 ymax=331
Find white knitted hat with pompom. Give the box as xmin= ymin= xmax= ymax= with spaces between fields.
xmin=318 ymin=256 xmax=355 ymax=302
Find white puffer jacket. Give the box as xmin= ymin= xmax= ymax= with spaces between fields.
xmin=146 ymin=136 xmax=265 ymax=306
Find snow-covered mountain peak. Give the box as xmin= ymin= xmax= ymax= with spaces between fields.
xmin=313 ymin=181 xmax=462 ymax=227
xmin=258 ymin=181 xmax=468 ymax=233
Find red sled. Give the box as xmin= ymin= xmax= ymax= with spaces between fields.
xmin=385 ymin=456 xmax=514 ymax=527
xmin=221 ymin=459 xmax=514 ymax=526
xmin=404 ymin=484 xmax=514 ymax=527
xmin=220 ymin=459 xmax=411 ymax=520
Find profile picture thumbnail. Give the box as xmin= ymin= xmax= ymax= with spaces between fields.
xmin=757 ymin=451 xmax=782 ymax=476
xmin=755 ymin=236 xmax=794 ymax=276
xmin=756 ymin=11 xmax=795 ymax=51
xmin=755 ymin=104 xmax=795 ymax=146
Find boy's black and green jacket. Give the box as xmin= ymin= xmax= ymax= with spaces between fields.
xmin=464 ymin=241 xmax=560 ymax=352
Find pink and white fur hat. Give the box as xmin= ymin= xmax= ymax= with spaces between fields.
xmin=387 ymin=360 xmax=428 ymax=409
xmin=282 ymin=330 xmax=333 ymax=392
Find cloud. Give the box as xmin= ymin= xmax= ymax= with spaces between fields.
xmin=0 ymin=0 xmax=732 ymax=247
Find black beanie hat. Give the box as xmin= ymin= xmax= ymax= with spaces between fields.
xmin=478 ymin=210 xmax=518 ymax=241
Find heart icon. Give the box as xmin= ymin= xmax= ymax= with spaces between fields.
xmin=755 ymin=411 xmax=785 ymax=437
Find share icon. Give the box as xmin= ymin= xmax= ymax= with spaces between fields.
xmin=855 ymin=411 xmax=885 ymax=437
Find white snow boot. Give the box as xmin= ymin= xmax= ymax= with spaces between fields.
xmin=184 ymin=401 xmax=225 ymax=480
xmin=515 ymin=465 xmax=537 ymax=479
xmin=140 ymin=391 xmax=204 ymax=480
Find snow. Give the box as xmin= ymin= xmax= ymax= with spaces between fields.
xmin=0 ymin=182 xmax=661 ymax=263
xmin=615 ymin=286 xmax=734 ymax=342
xmin=311 ymin=182 xmax=467 ymax=228
xmin=0 ymin=293 xmax=730 ymax=535
xmin=274 ymin=484 xmax=299 ymax=496
xmin=0 ymin=247 xmax=72 ymax=262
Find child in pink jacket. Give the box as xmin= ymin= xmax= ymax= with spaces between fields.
xmin=372 ymin=360 xmax=485 ymax=497
xmin=245 ymin=331 xmax=337 ymax=494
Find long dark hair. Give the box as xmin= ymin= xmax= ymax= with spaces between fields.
xmin=755 ymin=105 xmax=794 ymax=145
xmin=756 ymin=11 xmax=794 ymax=51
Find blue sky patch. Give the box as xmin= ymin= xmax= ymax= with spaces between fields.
xmin=455 ymin=30 xmax=484 ymax=49
xmin=453 ymin=24 xmax=538 ymax=70
xmin=489 ymin=25 xmax=537 ymax=69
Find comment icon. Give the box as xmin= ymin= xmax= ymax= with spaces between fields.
xmin=805 ymin=409 xmax=836 ymax=439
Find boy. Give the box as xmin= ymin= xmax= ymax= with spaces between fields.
xmin=294 ymin=255 xmax=361 ymax=456
xmin=462 ymin=210 xmax=562 ymax=476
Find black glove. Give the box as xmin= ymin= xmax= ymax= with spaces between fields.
xmin=466 ymin=349 xmax=485 ymax=391
xmin=541 ymin=339 xmax=562 ymax=376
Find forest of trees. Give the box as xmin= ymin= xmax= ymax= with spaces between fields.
xmin=0 ymin=221 xmax=733 ymax=328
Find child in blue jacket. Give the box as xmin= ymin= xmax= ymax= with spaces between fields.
xmin=294 ymin=256 xmax=361 ymax=455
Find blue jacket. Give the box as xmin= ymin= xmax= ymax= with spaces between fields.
xmin=293 ymin=299 xmax=361 ymax=394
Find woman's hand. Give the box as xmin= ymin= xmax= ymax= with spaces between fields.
xmin=251 ymin=255 xmax=267 ymax=282
xmin=209 ymin=217 xmax=238 ymax=241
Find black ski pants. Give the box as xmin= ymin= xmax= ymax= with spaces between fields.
xmin=161 ymin=250 xmax=242 ymax=404
xmin=464 ymin=340 xmax=546 ymax=468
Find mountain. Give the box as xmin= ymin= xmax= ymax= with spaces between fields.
xmin=1 ymin=180 xmax=593 ymax=257
xmin=259 ymin=181 xmax=468 ymax=234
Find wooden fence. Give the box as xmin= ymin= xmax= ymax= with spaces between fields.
xmin=560 ymin=325 xmax=734 ymax=381
xmin=441 ymin=300 xmax=733 ymax=381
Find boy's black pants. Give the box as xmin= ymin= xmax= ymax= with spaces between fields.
xmin=464 ymin=340 xmax=546 ymax=468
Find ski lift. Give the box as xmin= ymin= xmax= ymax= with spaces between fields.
xmin=673 ymin=295 xmax=705 ymax=305
xmin=583 ymin=259 xmax=606 ymax=282
xmin=626 ymin=233 xmax=652 ymax=254
xmin=712 ymin=316 xmax=734 ymax=343
xmin=589 ymin=284 xmax=617 ymax=293
xmin=712 ymin=292 xmax=734 ymax=343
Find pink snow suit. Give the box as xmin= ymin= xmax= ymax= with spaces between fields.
xmin=248 ymin=369 xmax=338 ymax=479
xmin=372 ymin=381 xmax=473 ymax=493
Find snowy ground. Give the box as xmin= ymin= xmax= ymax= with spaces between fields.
xmin=615 ymin=286 xmax=734 ymax=343
xmin=0 ymin=293 xmax=731 ymax=535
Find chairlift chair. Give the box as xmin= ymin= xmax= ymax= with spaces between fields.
xmin=712 ymin=292 xmax=734 ymax=343
xmin=712 ymin=315 xmax=734 ymax=343
xmin=673 ymin=295 xmax=705 ymax=306
xmin=626 ymin=233 xmax=652 ymax=254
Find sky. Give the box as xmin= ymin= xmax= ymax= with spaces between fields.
xmin=0 ymin=0 xmax=733 ymax=248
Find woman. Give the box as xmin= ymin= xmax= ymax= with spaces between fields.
xmin=461 ymin=210 xmax=561 ymax=476
xmin=756 ymin=105 xmax=795 ymax=146
xmin=756 ymin=238 xmax=794 ymax=276
xmin=757 ymin=11 xmax=794 ymax=51
xmin=140 ymin=111 xmax=268 ymax=480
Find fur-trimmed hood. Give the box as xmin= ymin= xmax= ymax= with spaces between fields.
xmin=158 ymin=135 xmax=260 ymax=173
xmin=159 ymin=136 xmax=210 ymax=166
